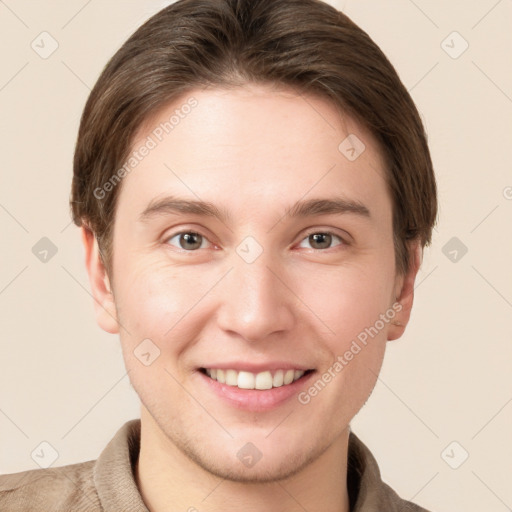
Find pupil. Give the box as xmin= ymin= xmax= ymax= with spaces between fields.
xmin=310 ymin=233 xmax=331 ymax=249
xmin=180 ymin=232 xmax=201 ymax=250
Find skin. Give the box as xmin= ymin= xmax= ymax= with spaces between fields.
xmin=82 ymin=83 xmax=421 ymax=512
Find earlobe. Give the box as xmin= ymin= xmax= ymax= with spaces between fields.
xmin=387 ymin=241 xmax=423 ymax=341
xmin=80 ymin=226 xmax=120 ymax=334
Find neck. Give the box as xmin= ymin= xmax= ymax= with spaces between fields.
xmin=135 ymin=408 xmax=351 ymax=512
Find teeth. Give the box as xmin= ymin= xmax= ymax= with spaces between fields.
xmin=238 ymin=371 xmax=255 ymax=389
xmin=203 ymin=368 xmax=308 ymax=390
xmin=273 ymin=369 xmax=284 ymax=387
xmin=255 ymin=371 xmax=273 ymax=390
xmin=283 ymin=369 xmax=295 ymax=385
xmin=225 ymin=369 xmax=238 ymax=386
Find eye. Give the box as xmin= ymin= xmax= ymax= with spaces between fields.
xmin=298 ymin=231 xmax=345 ymax=250
xmin=165 ymin=231 xmax=211 ymax=251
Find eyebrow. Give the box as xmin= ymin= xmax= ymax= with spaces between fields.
xmin=138 ymin=195 xmax=371 ymax=224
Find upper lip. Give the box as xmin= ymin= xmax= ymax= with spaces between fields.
xmin=198 ymin=362 xmax=314 ymax=373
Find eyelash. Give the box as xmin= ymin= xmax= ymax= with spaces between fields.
xmin=164 ymin=228 xmax=348 ymax=252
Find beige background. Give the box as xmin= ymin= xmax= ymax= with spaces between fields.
xmin=1 ymin=1 xmax=511 ymax=510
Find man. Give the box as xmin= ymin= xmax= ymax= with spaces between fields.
xmin=0 ymin=0 xmax=437 ymax=510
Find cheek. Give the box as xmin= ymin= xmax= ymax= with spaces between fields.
xmin=113 ymin=258 xmax=204 ymax=353
xmin=295 ymin=260 xmax=395 ymax=345
xmin=297 ymin=266 xmax=391 ymax=418
xmin=114 ymin=263 xmax=205 ymax=405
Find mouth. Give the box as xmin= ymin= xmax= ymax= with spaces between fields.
xmin=199 ymin=367 xmax=315 ymax=390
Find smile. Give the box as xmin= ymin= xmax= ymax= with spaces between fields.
xmin=200 ymin=368 xmax=313 ymax=390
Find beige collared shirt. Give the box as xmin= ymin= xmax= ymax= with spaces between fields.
xmin=0 ymin=419 xmax=431 ymax=511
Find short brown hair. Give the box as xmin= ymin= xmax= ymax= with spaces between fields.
xmin=70 ymin=0 xmax=437 ymax=277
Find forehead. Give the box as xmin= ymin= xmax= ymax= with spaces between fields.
xmin=116 ymin=83 xmax=391 ymax=224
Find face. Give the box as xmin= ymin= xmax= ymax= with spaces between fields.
xmin=86 ymin=83 xmax=417 ymax=482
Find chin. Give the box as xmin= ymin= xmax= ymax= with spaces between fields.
xmin=189 ymin=446 xmax=319 ymax=484
xmin=165 ymin=424 xmax=333 ymax=485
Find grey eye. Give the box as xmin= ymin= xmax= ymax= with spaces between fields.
xmin=167 ymin=232 xmax=207 ymax=250
xmin=298 ymin=232 xmax=343 ymax=250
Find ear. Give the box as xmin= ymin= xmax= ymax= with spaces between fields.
xmin=80 ymin=226 xmax=120 ymax=334
xmin=387 ymin=240 xmax=423 ymax=341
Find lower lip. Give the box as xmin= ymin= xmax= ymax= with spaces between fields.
xmin=197 ymin=370 xmax=316 ymax=412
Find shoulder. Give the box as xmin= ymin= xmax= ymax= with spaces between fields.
xmin=0 ymin=460 xmax=101 ymax=511
xmin=378 ymin=479 xmax=432 ymax=511
xmin=348 ymin=431 xmax=433 ymax=512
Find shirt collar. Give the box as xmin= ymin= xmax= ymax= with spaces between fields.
xmin=93 ymin=419 xmax=149 ymax=511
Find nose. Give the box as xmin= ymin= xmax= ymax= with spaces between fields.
xmin=215 ymin=250 xmax=296 ymax=343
